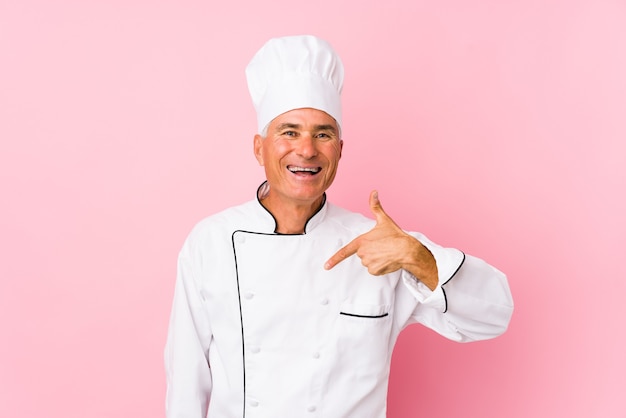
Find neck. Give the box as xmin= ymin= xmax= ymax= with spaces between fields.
xmin=260 ymin=194 xmax=324 ymax=234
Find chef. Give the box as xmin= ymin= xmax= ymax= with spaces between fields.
xmin=164 ymin=35 xmax=514 ymax=418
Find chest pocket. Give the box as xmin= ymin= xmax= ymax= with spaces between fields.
xmin=330 ymin=301 xmax=393 ymax=390
xmin=339 ymin=301 xmax=390 ymax=319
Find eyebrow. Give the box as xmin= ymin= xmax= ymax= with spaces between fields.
xmin=313 ymin=124 xmax=338 ymax=133
xmin=275 ymin=123 xmax=301 ymax=131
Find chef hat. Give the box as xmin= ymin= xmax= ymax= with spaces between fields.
xmin=246 ymin=35 xmax=344 ymax=135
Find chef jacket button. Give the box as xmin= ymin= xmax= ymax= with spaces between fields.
xmin=235 ymin=235 xmax=246 ymax=244
xmin=307 ymin=405 xmax=317 ymax=412
xmin=244 ymin=292 xmax=254 ymax=300
xmin=320 ymin=298 xmax=329 ymax=305
xmin=249 ymin=400 xmax=259 ymax=407
xmin=250 ymin=346 xmax=260 ymax=354
xmin=312 ymin=352 xmax=320 ymax=359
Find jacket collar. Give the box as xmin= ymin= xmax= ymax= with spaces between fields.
xmin=255 ymin=181 xmax=328 ymax=234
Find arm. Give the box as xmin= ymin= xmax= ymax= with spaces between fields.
xmin=401 ymin=234 xmax=513 ymax=342
xmin=164 ymin=241 xmax=213 ymax=418
xmin=325 ymin=190 xmax=513 ymax=342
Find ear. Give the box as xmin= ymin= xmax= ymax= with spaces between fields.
xmin=338 ymin=139 xmax=344 ymax=159
xmin=253 ymin=134 xmax=264 ymax=166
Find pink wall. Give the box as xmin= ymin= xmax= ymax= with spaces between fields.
xmin=1 ymin=1 xmax=625 ymax=417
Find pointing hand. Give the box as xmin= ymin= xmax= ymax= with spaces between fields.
xmin=324 ymin=191 xmax=438 ymax=289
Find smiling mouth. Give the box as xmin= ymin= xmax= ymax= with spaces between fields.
xmin=287 ymin=165 xmax=321 ymax=175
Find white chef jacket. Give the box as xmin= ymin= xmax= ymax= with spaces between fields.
xmin=165 ymin=184 xmax=513 ymax=418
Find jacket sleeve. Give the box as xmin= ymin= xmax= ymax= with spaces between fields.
xmin=400 ymin=232 xmax=514 ymax=342
xmin=164 ymin=239 xmax=213 ymax=417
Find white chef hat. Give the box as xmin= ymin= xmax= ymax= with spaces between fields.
xmin=246 ymin=35 xmax=344 ymax=135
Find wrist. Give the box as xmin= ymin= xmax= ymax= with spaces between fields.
xmin=403 ymin=236 xmax=439 ymax=291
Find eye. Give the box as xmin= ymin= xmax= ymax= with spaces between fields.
xmin=316 ymin=132 xmax=334 ymax=141
xmin=282 ymin=130 xmax=298 ymax=137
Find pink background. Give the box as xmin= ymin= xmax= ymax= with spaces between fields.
xmin=1 ymin=1 xmax=625 ymax=417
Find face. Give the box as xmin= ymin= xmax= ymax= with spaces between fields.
xmin=254 ymin=108 xmax=343 ymax=209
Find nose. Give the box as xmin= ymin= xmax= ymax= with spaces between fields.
xmin=296 ymin=134 xmax=318 ymax=159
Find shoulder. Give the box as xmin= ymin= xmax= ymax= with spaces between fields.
xmin=184 ymin=200 xmax=259 ymax=247
xmin=324 ymin=202 xmax=375 ymax=235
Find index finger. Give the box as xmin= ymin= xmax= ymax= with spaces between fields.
xmin=324 ymin=238 xmax=359 ymax=270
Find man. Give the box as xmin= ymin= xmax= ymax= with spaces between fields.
xmin=165 ymin=35 xmax=513 ymax=418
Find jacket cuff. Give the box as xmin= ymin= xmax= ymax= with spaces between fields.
xmin=401 ymin=271 xmax=447 ymax=312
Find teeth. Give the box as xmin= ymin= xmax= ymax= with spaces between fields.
xmin=288 ymin=166 xmax=320 ymax=173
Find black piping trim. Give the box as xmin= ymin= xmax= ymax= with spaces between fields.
xmin=255 ymin=181 xmax=326 ymax=234
xmin=441 ymin=251 xmax=466 ymax=314
xmin=231 ymin=231 xmax=246 ymax=418
xmin=339 ymin=312 xmax=389 ymax=319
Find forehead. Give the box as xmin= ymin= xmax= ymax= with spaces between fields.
xmin=269 ymin=108 xmax=338 ymax=130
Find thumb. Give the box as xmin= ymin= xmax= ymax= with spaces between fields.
xmin=369 ymin=190 xmax=387 ymax=223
